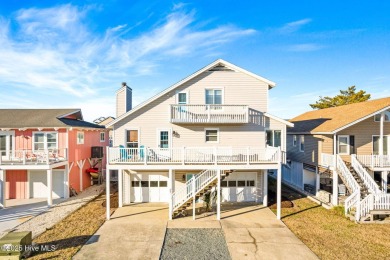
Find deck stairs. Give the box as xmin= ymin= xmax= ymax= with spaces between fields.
xmin=172 ymin=169 xmax=230 ymax=218
xmin=336 ymin=155 xmax=389 ymax=221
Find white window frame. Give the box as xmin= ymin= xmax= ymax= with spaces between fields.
xmin=176 ymin=90 xmax=189 ymax=104
xmin=299 ymin=135 xmax=305 ymax=152
xmin=156 ymin=128 xmax=172 ymax=148
xmin=266 ymin=129 xmax=282 ymax=148
xmin=77 ymin=131 xmax=84 ymax=145
xmin=125 ymin=128 xmax=140 ymax=148
xmin=293 ymin=135 xmax=297 ymax=147
xmin=205 ymin=128 xmax=219 ymax=143
xmin=338 ymin=135 xmax=350 ymax=155
xmin=372 ymin=135 xmax=390 ymax=155
xmin=100 ymin=132 xmax=105 ymax=143
xmin=32 ymin=131 xmax=58 ymax=151
xmin=205 ymin=88 xmax=224 ymax=105
xmin=374 ymin=110 xmax=390 ymax=122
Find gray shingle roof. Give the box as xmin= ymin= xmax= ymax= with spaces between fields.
xmin=0 ymin=109 xmax=104 ymax=129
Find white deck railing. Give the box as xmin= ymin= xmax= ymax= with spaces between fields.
xmin=320 ymin=153 xmax=335 ymax=168
xmin=0 ymin=148 xmax=67 ymax=165
xmin=336 ymin=155 xmax=361 ymax=216
xmin=351 ymin=155 xmax=382 ymax=194
xmin=170 ymin=104 xmax=249 ymax=124
xmin=359 ymin=194 xmax=390 ymax=220
xmin=172 ymin=169 xmax=217 ymax=212
xmin=108 ymin=146 xmax=281 ymax=165
xmin=356 ymin=155 xmax=390 ymax=168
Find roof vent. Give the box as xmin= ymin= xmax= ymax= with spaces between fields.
xmin=208 ymin=64 xmax=234 ymax=72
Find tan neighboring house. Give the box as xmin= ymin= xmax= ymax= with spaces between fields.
xmin=285 ymin=97 xmax=390 ymax=221
xmin=104 ymin=59 xmax=293 ymax=221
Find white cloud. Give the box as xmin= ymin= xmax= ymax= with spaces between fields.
xmin=278 ymin=18 xmax=312 ymax=34
xmin=285 ymin=43 xmax=324 ymax=52
xmin=0 ymin=4 xmax=255 ymax=119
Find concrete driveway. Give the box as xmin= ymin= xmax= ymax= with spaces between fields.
xmin=0 ymin=198 xmax=63 ymax=238
xmin=74 ymin=203 xmax=168 ymax=260
xmin=220 ymin=205 xmax=318 ymax=260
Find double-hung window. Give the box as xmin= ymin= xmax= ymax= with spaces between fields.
xmin=205 ymin=89 xmax=223 ymax=109
xmin=293 ymin=135 xmax=297 ymax=147
xmin=100 ymin=132 xmax=105 ymax=142
xmin=266 ymin=130 xmax=281 ymax=147
xmin=338 ymin=135 xmax=350 ymax=155
xmin=77 ymin=132 xmax=84 ymax=144
xmin=126 ymin=130 xmax=139 ymax=148
xmin=299 ymin=135 xmax=305 ymax=152
xmin=33 ymin=132 xmax=58 ymax=151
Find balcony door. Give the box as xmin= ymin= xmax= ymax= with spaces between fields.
xmin=373 ymin=135 xmax=389 ymax=155
xmin=0 ymin=131 xmax=14 ymax=160
xmin=157 ymin=129 xmax=172 ymax=158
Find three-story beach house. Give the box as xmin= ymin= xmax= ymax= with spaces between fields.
xmin=105 ymin=59 xmax=293 ymax=220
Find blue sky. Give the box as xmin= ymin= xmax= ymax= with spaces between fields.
xmin=0 ymin=1 xmax=389 ymax=121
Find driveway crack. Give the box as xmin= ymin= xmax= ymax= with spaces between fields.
xmin=247 ymin=229 xmax=258 ymax=254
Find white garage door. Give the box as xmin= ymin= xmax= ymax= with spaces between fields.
xmin=130 ymin=173 xmax=169 ymax=202
xmin=221 ymin=172 xmax=258 ymax=202
xmin=29 ymin=170 xmax=65 ymax=199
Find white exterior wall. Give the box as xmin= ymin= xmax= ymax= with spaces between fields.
xmin=113 ymin=70 xmax=287 ymax=151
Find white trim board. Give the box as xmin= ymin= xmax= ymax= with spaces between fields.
xmin=107 ymin=59 xmax=276 ymax=128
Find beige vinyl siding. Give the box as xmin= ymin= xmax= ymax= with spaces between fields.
xmin=113 ymin=70 xmax=285 ymax=150
xmin=338 ymin=116 xmax=390 ymax=155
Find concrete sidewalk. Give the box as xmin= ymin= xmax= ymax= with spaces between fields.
xmin=74 ymin=203 xmax=168 ymax=260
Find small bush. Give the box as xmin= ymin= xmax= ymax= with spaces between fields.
xmin=331 ymin=206 xmax=345 ymax=217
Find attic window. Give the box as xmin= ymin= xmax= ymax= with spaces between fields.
xmin=208 ymin=65 xmax=235 ymax=72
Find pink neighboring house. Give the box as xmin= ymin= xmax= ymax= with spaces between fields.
xmin=0 ymin=109 xmax=109 ymax=208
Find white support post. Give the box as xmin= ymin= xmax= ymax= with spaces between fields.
xmin=263 ymin=170 xmax=268 ymax=207
xmin=192 ymin=178 xmax=196 ymax=220
xmin=217 ymin=169 xmax=221 ymax=220
xmin=332 ymin=170 xmax=339 ymax=206
xmin=0 ymin=170 xmax=6 ymax=208
xmin=382 ymin=171 xmax=388 ymax=193
xmin=47 ymin=169 xmax=53 ymax=207
xmin=128 ymin=171 xmax=132 ymax=204
xmin=379 ymin=112 xmax=384 ymax=157
xmin=276 ymin=164 xmax=282 ymax=220
xmin=247 ymin=147 xmax=250 ymax=165
xmin=315 ymin=166 xmax=320 ymax=197
xmin=332 ymin=134 xmax=338 ymax=206
xmin=106 ymin=165 xmax=111 ymax=220
xmin=168 ymin=169 xmax=173 ymax=220
xmin=118 ymin=169 xmax=123 ymax=208
xmin=64 ymin=164 xmax=70 ymax=199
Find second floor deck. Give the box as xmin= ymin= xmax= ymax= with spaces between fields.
xmin=108 ymin=146 xmax=281 ymax=166
xmin=0 ymin=148 xmax=68 ymax=166
xmin=320 ymin=153 xmax=390 ymax=169
xmin=170 ymin=104 xmax=249 ymax=124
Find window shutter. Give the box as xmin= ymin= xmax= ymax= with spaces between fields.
xmin=350 ymin=135 xmax=355 ymax=154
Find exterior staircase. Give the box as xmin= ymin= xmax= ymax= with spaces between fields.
xmin=171 ymin=169 xmax=229 ymax=218
xmin=344 ymin=161 xmax=370 ymax=199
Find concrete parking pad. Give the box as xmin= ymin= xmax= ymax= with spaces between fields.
xmin=220 ymin=205 xmax=318 ymax=260
xmin=74 ymin=203 xmax=168 ymax=260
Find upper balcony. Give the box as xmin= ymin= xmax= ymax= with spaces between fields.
xmin=0 ymin=148 xmax=68 ymax=166
xmin=170 ymin=104 xmax=249 ymax=124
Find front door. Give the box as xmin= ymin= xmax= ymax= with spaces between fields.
xmin=0 ymin=131 xmax=14 ymax=160
xmin=373 ymin=136 xmax=389 ymax=155
xmin=157 ymin=129 xmax=171 ymax=158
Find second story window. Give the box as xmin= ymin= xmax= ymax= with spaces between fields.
xmin=293 ymin=135 xmax=297 ymax=147
xmin=266 ymin=130 xmax=281 ymax=147
xmin=205 ymin=89 xmax=223 ymax=109
xmin=77 ymin=132 xmax=84 ymax=144
xmin=374 ymin=109 xmax=390 ymax=122
xmin=33 ymin=132 xmax=58 ymax=151
xmin=299 ymin=135 xmax=305 ymax=152
xmin=100 ymin=132 xmax=105 ymax=142
xmin=126 ymin=130 xmax=138 ymax=148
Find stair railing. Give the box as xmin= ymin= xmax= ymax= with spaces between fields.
xmin=351 ymin=154 xmax=382 ymax=194
xmin=336 ymin=155 xmax=361 ymax=217
xmin=172 ymin=169 xmax=218 ymax=212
